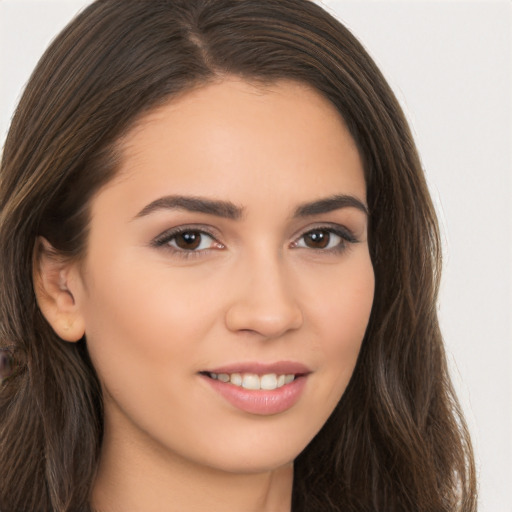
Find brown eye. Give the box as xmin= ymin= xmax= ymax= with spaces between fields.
xmin=173 ymin=231 xmax=203 ymax=250
xmin=303 ymin=230 xmax=332 ymax=249
xmin=152 ymin=227 xmax=223 ymax=254
xmin=293 ymin=227 xmax=353 ymax=252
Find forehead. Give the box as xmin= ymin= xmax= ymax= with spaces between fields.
xmin=97 ymin=78 xmax=366 ymax=214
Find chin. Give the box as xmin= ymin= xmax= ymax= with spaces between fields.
xmin=189 ymin=428 xmax=314 ymax=475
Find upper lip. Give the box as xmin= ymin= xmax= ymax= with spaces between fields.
xmin=202 ymin=361 xmax=311 ymax=375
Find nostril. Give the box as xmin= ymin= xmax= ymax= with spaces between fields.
xmin=225 ymin=306 xmax=303 ymax=338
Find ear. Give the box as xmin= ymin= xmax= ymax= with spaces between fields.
xmin=33 ymin=237 xmax=86 ymax=342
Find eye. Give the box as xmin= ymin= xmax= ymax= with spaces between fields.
xmin=297 ymin=229 xmax=341 ymax=250
xmin=292 ymin=226 xmax=357 ymax=252
xmin=169 ymin=231 xmax=214 ymax=251
xmin=152 ymin=227 xmax=224 ymax=253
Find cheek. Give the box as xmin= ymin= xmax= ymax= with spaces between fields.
xmin=80 ymin=260 xmax=220 ymax=444
xmin=309 ymin=250 xmax=374 ymax=340
xmin=307 ymin=254 xmax=374 ymax=394
xmin=79 ymin=255 xmax=216 ymax=385
xmin=82 ymin=247 xmax=217 ymax=332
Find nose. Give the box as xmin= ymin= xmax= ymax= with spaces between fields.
xmin=224 ymin=255 xmax=303 ymax=339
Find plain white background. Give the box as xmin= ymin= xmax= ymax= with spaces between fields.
xmin=1 ymin=1 xmax=511 ymax=510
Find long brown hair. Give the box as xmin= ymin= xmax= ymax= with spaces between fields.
xmin=0 ymin=1 xmax=476 ymax=510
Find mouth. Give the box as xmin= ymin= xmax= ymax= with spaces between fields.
xmin=200 ymin=371 xmax=302 ymax=391
xmin=199 ymin=362 xmax=311 ymax=415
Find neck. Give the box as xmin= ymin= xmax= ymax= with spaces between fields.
xmin=91 ymin=414 xmax=293 ymax=512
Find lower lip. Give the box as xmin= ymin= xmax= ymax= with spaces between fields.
xmin=201 ymin=374 xmax=308 ymax=415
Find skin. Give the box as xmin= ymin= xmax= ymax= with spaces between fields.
xmin=35 ymin=78 xmax=374 ymax=512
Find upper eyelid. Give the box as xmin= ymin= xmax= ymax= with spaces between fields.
xmin=151 ymin=224 xmax=220 ymax=245
xmin=293 ymin=222 xmax=357 ymax=241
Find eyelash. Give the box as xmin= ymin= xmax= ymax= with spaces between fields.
xmin=290 ymin=226 xmax=358 ymax=253
xmin=151 ymin=226 xmax=222 ymax=259
xmin=151 ymin=224 xmax=358 ymax=259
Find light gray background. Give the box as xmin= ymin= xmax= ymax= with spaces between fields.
xmin=1 ymin=0 xmax=511 ymax=510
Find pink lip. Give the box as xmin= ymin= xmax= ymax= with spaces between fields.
xmin=205 ymin=360 xmax=311 ymax=375
xmin=199 ymin=361 xmax=311 ymax=416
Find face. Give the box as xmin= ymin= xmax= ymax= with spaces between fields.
xmin=70 ymin=78 xmax=374 ymax=473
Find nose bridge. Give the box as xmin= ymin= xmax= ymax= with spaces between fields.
xmin=224 ymin=246 xmax=303 ymax=337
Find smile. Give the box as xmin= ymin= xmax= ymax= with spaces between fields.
xmin=200 ymin=362 xmax=310 ymax=415
xmin=205 ymin=372 xmax=296 ymax=390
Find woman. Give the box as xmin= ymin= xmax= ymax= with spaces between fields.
xmin=0 ymin=0 xmax=477 ymax=510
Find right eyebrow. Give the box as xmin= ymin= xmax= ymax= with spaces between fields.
xmin=133 ymin=195 xmax=244 ymax=221
xmin=293 ymin=194 xmax=369 ymax=218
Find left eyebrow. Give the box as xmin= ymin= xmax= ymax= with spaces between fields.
xmin=293 ymin=194 xmax=368 ymax=218
xmin=133 ymin=195 xmax=244 ymax=220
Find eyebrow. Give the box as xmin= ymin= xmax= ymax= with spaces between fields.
xmin=134 ymin=195 xmax=243 ymax=220
xmin=134 ymin=193 xmax=368 ymax=220
xmin=294 ymin=194 xmax=368 ymax=217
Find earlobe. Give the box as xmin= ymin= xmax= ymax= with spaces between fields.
xmin=32 ymin=237 xmax=86 ymax=342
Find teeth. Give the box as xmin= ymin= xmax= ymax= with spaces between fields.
xmin=208 ymin=372 xmax=297 ymax=390
xmin=242 ymin=374 xmax=260 ymax=390
xmin=230 ymin=373 xmax=242 ymax=386
xmin=260 ymin=373 xmax=277 ymax=390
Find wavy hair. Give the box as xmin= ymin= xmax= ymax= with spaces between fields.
xmin=0 ymin=0 xmax=476 ymax=510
